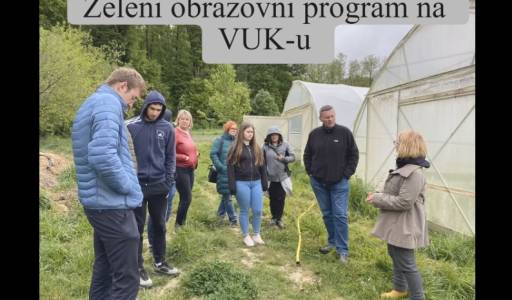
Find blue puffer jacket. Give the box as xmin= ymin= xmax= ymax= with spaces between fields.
xmin=127 ymin=91 xmax=175 ymax=187
xmin=71 ymin=84 xmax=143 ymax=209
xmin=210 ymin=133 xmax=235 ymax=195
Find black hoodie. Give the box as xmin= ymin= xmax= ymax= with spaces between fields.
xmin=127 ymin=91 xmax=176 ymax=187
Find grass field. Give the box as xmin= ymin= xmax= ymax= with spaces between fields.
xmin=40 ymin=133 xmax=474 ymax=300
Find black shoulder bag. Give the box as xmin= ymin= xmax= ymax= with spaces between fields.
xmin=208 ymin=138 xmax=224 ymax=183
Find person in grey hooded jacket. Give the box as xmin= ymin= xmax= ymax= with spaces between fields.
xmin=262 ymin=126 xmax=295 ymax=228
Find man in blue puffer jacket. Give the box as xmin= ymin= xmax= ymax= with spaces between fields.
xmin=71 ymin=67 xmax=145 ymax=300
xmin=127 ymin=91 xmax=180 ymax=287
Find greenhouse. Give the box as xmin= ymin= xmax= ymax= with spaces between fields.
xmin=244 ymin=80 xmax=368 ymax=158
xmin=353 ymin=7 xmax=475 ymax=236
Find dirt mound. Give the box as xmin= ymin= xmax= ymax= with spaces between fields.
xmin=40 ymin=152 xmax=71 ymax=189
xmin=40 ymin=152 xmax=75 ymax=213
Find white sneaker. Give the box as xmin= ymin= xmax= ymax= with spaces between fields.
xmin=139 ymin=268 xmax=153 ymax=288
xmin=252 ymin=234 xmax=265 ymax=245
xmin=243 ymin=235 xmax=255 ymax=247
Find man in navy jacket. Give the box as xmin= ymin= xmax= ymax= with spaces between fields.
xmin=127 ymin=91 xmax=180 ymax=288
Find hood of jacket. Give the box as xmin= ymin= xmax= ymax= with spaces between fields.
xmin=265 ymin=126 xmax=283 ymax=144
xmin=140 ymin=91 xmax=166 ymax=122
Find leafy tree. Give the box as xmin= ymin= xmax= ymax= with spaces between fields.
xmin=39 ymin=0 xmax=67 ymax=28
xmin=301 ymin=53 xmax=346 ymax=84
xmin=40 ymin=26 xmax=116 ymax=136
xmin=361 ymin=55 xmax=381 ymax=85
xmin=178 ymin=78 xmax=214 ymax=128
xmin=251 ymin=89 xmax=280 ymax=116
xmin=205 ymin=65 xmax=251 ymax=123
xmin=234 ymin=64 xmax=293 ymax=111
xmin=347 ymin=59 xmax=369 ymax=86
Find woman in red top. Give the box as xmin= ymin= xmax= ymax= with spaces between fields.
xmin=174 ymin=109 xmax=199 ymax=229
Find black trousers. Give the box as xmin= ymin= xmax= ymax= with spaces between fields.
xmin=84 ymin=208 xmax=139 ymax=300
xmin=269 ymin=181 xmax=286 ymax=221
xmin=134 ymin=186 xmax=168 ymax=268
xmin=175 ymin=167 xmax=195 ymax=226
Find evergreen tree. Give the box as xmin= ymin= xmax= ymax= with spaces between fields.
xmin=251 ymin=89 xmax=280 ymax=116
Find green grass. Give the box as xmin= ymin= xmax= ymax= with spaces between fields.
xmin=40 ymin=135 xmax=73 ymax=155
xmin=40 ymin=135 xmax=475 ymax=300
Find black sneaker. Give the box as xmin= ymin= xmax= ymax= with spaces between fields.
xmin=154 ymin=261 xmax=181 ymax=277
xmin=229 ymin=221 xmax=238 ymax=227
xmin=139 ymin=268 xmax=153 ymax=288
xmin=319 ymin=245 xmax=334 ymax=254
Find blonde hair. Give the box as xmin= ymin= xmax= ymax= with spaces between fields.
xmin=106 ymin=67 xmax=145 ymax=91
xmin=396 ymin=130 xmax=427 ymax=159
xmin=175 ymin=109 xmax=193 ymax=129
xmin=228 ymin=122 xmax=264 ymax=166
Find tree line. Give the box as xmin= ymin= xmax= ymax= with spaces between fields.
xmin=39 ymin=0 xmax=382 ymax=136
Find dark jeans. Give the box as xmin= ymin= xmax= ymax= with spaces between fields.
xmin=147 ymin=182 xmax=176 ymax=247
xmin=269 ymin=181 xmax=286 ymax=221
xmin=387 ymin=244 xmax=425 ymax=300
xmin=134 ymin=187 xmax=168 ymax=267
xmin=217 ymin=193 xmax=237 ymax=223
xmin=175 ymin=167 xmax=195 ymax=226
xmin=84 ymin=208 xmax=139 ymax=300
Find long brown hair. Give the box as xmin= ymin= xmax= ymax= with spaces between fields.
xmin=228 ymin=122 xmax=264 ymax=166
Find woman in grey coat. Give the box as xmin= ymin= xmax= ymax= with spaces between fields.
xmin=262 ymin=126 xmax=295 ymax=229
xmin=367 ymin=130 xmax=430 ymax=300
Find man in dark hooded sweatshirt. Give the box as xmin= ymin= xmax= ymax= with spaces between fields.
xmin=147 ymin=109 xmax=177 ymax=250
xmin=127 ymin=91 xmax=180 ymax=288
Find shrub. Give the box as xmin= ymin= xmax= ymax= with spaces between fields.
xmin=183 ymin=260 xmax=258 ymax=300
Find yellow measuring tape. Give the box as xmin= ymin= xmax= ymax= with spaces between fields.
xmin=295 ymin=201 xmax=317 ymax=265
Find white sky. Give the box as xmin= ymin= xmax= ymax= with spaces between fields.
xmin=335 ymin=25 xmax=413 ymax=63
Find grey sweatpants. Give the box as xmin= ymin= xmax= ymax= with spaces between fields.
xmin=387 ymin=244 xmax=425 ymax=300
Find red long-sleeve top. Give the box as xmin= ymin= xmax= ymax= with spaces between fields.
xmin=175 ymin=127 xmax=198 ymax=168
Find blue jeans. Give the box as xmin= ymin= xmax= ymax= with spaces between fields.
xmin=310 ymin=177 xmax=350 ymax=256
xmin=235 ymin=180 xmax=263 ymax=236
xmin=147 ymin=182 xmax=176 ymax=247
xmin=217 ymin=193 xmax=237 ymax=223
